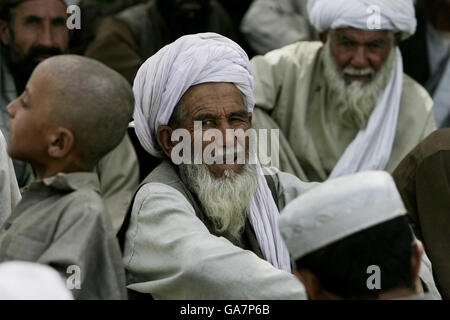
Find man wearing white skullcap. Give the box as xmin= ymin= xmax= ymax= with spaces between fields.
xmin=119 ymin=32 xmax=319 ymax=299
xmin=250 ymin=0 xmax=436 ymax=182
xmin=279 ymin=171 xmax=441 ymax=300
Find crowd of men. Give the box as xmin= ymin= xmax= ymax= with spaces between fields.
xmin=0 ymin=0 xmax=448 ymax=300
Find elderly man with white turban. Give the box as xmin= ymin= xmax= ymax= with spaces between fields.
xmin=250 ymin=0 xmax=436 ymax=182
xmin=119 ymin=33 xmax=318 ymax=299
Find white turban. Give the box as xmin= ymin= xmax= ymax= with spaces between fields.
xmin=133 ymin=33 xmax=291 ymax=273
xmin=133 ymin=32 xmax=254 ymax=158
xmin=308 ymin=0 xmax=417 ymax=40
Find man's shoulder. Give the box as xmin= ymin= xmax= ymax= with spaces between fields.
xmin=252 ymin=41 xmax=323 ymax=67
xmin=400 ymin=73 xmax=433 ymax=115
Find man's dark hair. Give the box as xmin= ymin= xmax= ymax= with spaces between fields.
xmin=0 ymin=0 xmax=24 ymax=22
xmin=295 ymin=215 xmax=415 ymax=300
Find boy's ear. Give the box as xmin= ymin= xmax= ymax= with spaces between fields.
xmin=48 ymin=127 xmax=74 ymax=159
xmin=0 ymin=19 xmax=11 ymax=45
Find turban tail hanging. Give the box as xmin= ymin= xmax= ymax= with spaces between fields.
xmin=307 ymin=0 xmax=417 ymax=178
xmin=133 ymin=33 xmax=291 ymax=273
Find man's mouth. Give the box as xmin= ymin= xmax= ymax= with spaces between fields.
xmin=344 ymin=74 xmax=373 ymax=85
xmin=180 ymin=2 xmax=201 ymax=10
xmin=34 ymin=54 xmax=52 ymax=63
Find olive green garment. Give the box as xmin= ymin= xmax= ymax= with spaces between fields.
xmin=97 ymin=133 xmax=140 ymax=233
xmin=250 ymin=41 xmax=436 ymax=182
xmin=393 ymin=128 xmax=450 ymax=300
xmin=0 ymin=172 xmax=127 ymax=300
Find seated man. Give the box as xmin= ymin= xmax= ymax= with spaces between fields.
xmin=241 ymin=0 xmax=316 ymax=55
xmin=250 ymin=0 xmax=436 ymax=182
xmin=85 ymin=0 xmax=236 ymax=84
xmin=0 ymin=55 xmax=131 ymax=299
xmin=393 ymin=129 xmax=450 ymax=299
xmin=279 ymin=171 xmax=440 ymax=300
xmin=0 ymin=0 xmax=140 ymax=232
xmin=120 ymin=33 xmax=317 ymax=299
xmin=0 ymin=130 xmax=20 ymax=228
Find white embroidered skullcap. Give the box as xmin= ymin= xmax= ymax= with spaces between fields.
xmin=278 ymin=171 xmax=407 ymax=261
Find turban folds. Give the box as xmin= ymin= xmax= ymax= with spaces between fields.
xmin=133 ymin=33 xmax=254 ymax=158
xmin=307 ymin=0 xmax=417 ymax=40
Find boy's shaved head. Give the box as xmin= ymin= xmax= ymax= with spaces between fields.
xmin=37 ymin=55 xmax=134 ymax=167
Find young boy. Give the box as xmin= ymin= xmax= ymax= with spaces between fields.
xmin=0 ymin=55 xmax=133 ymax=299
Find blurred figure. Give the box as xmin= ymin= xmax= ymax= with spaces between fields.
xmin=70 ymin=0 xmax=144 ymax=54
xmin=251 ymin=0 xmax=435 ymax=182
xmin=85 ymin=0 xmax=236 ymax=84
xmin=0 ymin=261 xmax=73 ymax=300
xmin=279 ymin=171 xmax=440 ymax=300
xmin=0 ymin=130 xmax=20 ymax=228
xmin=0 ymin=0 xmax=140 ymax=232
xmin=241 ymin=0 xmax=316 ymax=55
xmin=401 ymin=0 xmax=450 ymax=128
xmin=393 ymin=129 xmax=450 ymax=300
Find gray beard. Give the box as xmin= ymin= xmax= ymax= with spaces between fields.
xmin=322 ymin=39 xmax=396 ymax=129
xmin=179 ymin=163 xmax=259 ymax=243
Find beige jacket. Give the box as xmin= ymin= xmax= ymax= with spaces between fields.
xmin=251 ymin=41 xmax=436 ymax=182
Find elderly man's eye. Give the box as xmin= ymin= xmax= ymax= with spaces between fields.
xmin=202 ymin=119 xmax=215 ymax=126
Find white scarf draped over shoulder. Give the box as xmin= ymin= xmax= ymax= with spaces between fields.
xmin=307 ymin=0 xmax=418 ymax=178
xmin=133 ymin=33 xmax=291 ymax=272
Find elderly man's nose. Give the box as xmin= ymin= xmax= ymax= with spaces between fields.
xmin=351 ymin=47 xmax=369 ymax=68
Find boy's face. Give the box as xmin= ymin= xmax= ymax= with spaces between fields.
xmin=6 ymin=66 xmax=54 ymax=163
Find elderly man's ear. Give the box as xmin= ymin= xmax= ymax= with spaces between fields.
xmin=0 ymin=19 xmax=11 ymax=45
xmin=157 ymin=125 xmax=175 ymax=159
xmin=48 ymin=127 xmax=75 ymax=159
xmin=411 ymin=239 xmax=424 ymax=293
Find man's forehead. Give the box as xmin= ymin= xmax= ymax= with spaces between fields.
xmin=181 ymin=83 xmax=245 ymax=106
xmin=13 ymin=0 xmax=67 ymax=19
xmin=333 ymin=28 xmax=390 ymax=42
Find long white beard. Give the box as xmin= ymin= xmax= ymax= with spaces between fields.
xmin=322 ymin=39 xmax=396 ymax=129
xmin=179 ymin=163 xmax=259 ymax=242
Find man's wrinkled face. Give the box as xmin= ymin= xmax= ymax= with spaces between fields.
xmin=6 ymin=64 xmax=54 ymax=163
xmin=1 ymin=0 xmax=68 ymax=72
xmin=329 ymin=28 xmax=393 ymax=85
xmin=177 ymin=82 xmax=252 ymax=178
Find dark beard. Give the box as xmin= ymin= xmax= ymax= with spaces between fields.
xmin=6 ymin=31 xmax=63 ymax=94
xmin=156 ymin=0 xmax=211 ymax=39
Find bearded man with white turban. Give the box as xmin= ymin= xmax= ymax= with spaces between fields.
xmin=119 ymin=33 xmax=318 ymax=299
xmin=250 ymin=0 xmax=436 ymax=181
